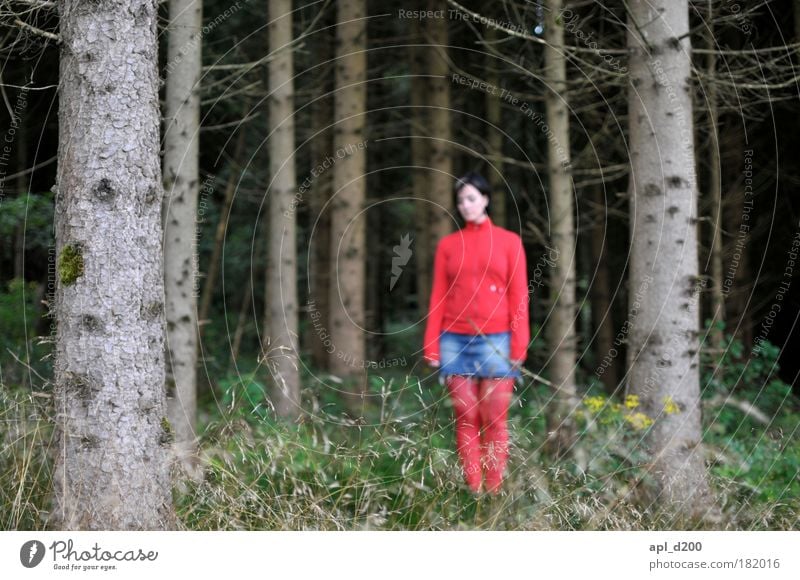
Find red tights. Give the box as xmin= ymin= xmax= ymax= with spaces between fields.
xmin=446 ymin=375 xmax=514 ymax=494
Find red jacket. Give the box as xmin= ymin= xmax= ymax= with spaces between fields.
xmin=423 ymin=216 xmax=530 ymax=363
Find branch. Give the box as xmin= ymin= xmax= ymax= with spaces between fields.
xmin=13 ymin=0 xmax=56 ymax=7
xmin=14 ymin=19 xmax=60 ymax=42
xmin=15 ymin=0 xmax=57 ymax=8
xmin=445 ymin=0 xmax=546 ymax=45
xmin=704 ymin=394 xmax=771 ymax=425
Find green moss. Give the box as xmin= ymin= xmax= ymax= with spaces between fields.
xmin=59 ymin=245 xmax=84 ymax=286
xmin=160 ymin=417 xmax=174 ymax=444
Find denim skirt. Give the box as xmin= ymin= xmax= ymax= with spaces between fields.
xmin=438 ymin=331 xmax=520 ymax=381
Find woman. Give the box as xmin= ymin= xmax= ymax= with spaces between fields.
xmin=423 ymin=172 xmax=530 ymax=495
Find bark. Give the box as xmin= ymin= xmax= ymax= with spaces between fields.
xmin=163 ymin=0 xmax=202 ymax=479
xmin=308 ymin=19 xmax=333 ymax=371
xmin=706 ymin=0 xmax=725 ymax=349
xmin=543 ymin=0 xmax=578 ymax=458
xmin=485 ymin=25 xmax=506 ymax=228
xmin=262 ymin=211 xmax=272 ymax=349
xmin=329 ymin=0 xmax=367 ymax=406
xmin=627 ymin=0 xmax=714 ymax=521
xmin=426 ymin=0 xmax=452 ymax=244
xmin=266 ymin=0 xmax=301 ymax=420
xmin=411 ymin=11 xmax=431 ymax=323
xmin=53 ymin=0 xmax=174 ymax=529
xmin=589 ymin=185 xmax=619 ymax=393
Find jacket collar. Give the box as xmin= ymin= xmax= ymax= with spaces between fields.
xmin=464 ymin=215 xmax=492 ymax=232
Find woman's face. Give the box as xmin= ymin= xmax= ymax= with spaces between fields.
xmin=456 ymin=184 xmax=489 ymax=222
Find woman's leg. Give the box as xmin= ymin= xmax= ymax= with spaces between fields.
xmin=446 ymin=375 xmax=483 ymax=493
xmin=478 ymin=377 xmax=515 ymax=494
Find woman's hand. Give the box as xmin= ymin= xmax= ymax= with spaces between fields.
xmin=428 ymin=359 xmax=440 ymax=368
xmin=510 ymin=359 xmax=524 ymax=371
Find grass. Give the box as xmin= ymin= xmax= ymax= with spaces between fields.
xmin=3 ymin=365 xmax=798 ymax=531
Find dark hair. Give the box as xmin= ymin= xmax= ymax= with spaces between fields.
xmin=453 ymin=172 xmax=492 ymax=215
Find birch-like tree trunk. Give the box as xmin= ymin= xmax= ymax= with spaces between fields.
xmin=53 ymin=0 xmax=174 ymax=529
xmin=163 ymin=0 xmax=202 ymax=480
xmin=329 ymin=0 xmax=367 ymax=402
xmin=627 ymin=0 xmax=713 ymax=520
xmin=266 ymin=0 xmax=300 ymax=420
xmin=543 ymin=0 xmax=578 ymax=457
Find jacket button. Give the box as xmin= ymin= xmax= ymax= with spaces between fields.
xmin=490 ymin=284 xmax=497 ymax=292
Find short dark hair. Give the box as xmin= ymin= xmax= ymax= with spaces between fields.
xmin=453 ymin=172 xmax=492 ymax=215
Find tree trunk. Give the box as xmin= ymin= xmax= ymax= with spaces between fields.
xmin=266 ymin=0 xmax=301 ymax=421
xmin=589 ymin=184 xmax=619 ymax=393
xmin=308 ymin=20 xmax=334 ymax=371
xmin=53 ymin=0 xmax=174 ymax=529
xmin=426 ymin=0 xmax=452 ymax=244
xmin=543 ymin=0 xmax=578 ymax=458
xmin=329 ymin=0 xmax=367 ymax=407
xmin=485 ymin=25 xmax=507 ymax=228
xmin=163 ymin=0 xmax=202 ymax=479
xmin=627 ymin=0 xmax=714 ymax=521
xmin=706 ymin=0 xmax=725 ymax=349
xmin=411 ymin=10 xmax=432 ymax=323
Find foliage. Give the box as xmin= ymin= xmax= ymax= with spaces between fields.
xmin=0 ymin=279 xmax=39 ymax=349
xmin=700 ymin=321 xmax=800 ymax=513
xmin=0 ymin=192 xmax=54 ymax=252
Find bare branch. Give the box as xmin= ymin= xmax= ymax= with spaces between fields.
xmin=14 ymin=18 xmax=59 ymax=42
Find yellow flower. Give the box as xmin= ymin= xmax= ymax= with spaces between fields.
xmin=624 ymin=394 xmax=640 ymax=409
xmin=582 ymin=395 xmax=606 ymax=414
xmin=624 ymin=411 xmax=654 ymax=430
xmin=663 ymin=396 xmax=680 ymax=415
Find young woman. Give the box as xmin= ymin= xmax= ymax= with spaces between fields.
xmin=423 ymin=172 xmax=530 ymax=495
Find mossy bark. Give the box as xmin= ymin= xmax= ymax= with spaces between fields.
xmin=53 ymin=0 xmax=175 ymax=530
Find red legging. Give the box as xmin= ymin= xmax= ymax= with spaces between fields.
xmin=446 ymin=375 xmax=515 ymax=494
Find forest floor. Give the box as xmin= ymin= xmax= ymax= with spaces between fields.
xmin=2 ymin=357 xmax=798 ymax=530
